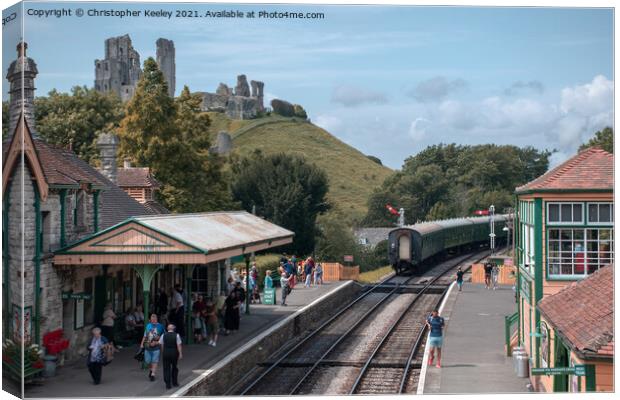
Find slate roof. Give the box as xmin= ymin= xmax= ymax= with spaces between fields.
xmin=537 ymin=265 xmax=613 ymax=358
xmin=60 ymin=151 xmax=157 ymax=229
xmin=143 ymin=200 xmax=170 ymax=215
xmin=117 ymin=167 xmax=161 ymax=188
xmin=516 ymin=147 xmax=613 ymax=193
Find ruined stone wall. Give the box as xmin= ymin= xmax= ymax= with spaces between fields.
xmin=94 ymin=35 xmax=142 ymax=101
xmin=156 ymin=38 xmax=176 ymax=97
xmin=201 ymin=75 xmax=265 ymax=120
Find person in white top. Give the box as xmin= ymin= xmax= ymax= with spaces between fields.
xmin=101 ymin=303 xmax=117 ymax=347
xmin=172 ymin=284 xmax=185 ymax=338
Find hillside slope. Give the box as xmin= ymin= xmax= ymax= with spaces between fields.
xmin=209 ymin=113 xmax=393 ymax=221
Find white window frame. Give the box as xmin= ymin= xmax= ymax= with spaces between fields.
xmin=587 ymin=202 xmax=614 ymax=225
xmin=546 ymin=202 xmax=584 ymax=225
xmin=547 ymin=227 xmax=614 ymax=279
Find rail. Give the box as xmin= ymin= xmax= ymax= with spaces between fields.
xmin=237 ymin=272 xmax=415 ymax=395
xmin=504 ymin=311 xmax=519 ymax=356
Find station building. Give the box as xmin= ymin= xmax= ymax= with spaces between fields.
xmin=2 ymin=42 xmax=293 ymax=362
xmin=513 ymin=147 xmax=613 ymax=392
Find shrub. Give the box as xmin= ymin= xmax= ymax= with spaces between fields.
xmin=232 ymin=253 xmax=282 ymax=289
xmin=293 ymin=104 xmax=308 ymax=119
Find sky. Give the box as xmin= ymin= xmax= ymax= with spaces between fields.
xmin=1 ymin=1 xmax=614 ymax=169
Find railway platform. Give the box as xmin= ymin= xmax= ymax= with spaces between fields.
xmin=22 ymin=281 xmax=351 ymax=398
xmin=420 ymin=282 xmax=530 ymax=394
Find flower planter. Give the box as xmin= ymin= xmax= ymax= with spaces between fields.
xmin=42 ymin=354 xmax=58 ymax=377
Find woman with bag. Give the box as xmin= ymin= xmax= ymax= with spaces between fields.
xmin=224 ymin=291 xmax=240 ymax=335
xmin=280 ymin=272 xmax=292 ymax=306
xmin=87 ymin=327 xmax=109 ymax=385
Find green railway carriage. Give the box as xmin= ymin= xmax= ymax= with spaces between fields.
xmin=388 ymin=215 xmax=509 ymax=275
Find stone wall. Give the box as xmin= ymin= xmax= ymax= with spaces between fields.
xmin=200 ymin=74 xmax=265 ymax=120
xmin=156 ymin=38 xmax=176 ymax=97
xmin=94 ymin=35 xmax=142 ymax=102
xmin=184 ymin=281 xmax=362 ymax=395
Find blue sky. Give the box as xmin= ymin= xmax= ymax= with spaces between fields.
xmin=2 ymin=1 xmax=614 ymax=168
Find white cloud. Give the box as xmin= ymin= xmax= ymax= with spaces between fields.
xmin=408 ymin=76 xmax=467 ymax=102
xmin=331 ymin=85 xmax=388 ymax=107
xmin=409 ymin=117 xmax=431 ymax=141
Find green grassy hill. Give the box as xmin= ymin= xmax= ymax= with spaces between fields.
xmin=207 ymin=113 xmax=393 ymax=221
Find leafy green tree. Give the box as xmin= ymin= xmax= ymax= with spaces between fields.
xmin=28 ymin=87 xmax=124 ymax=162
xmin=231 ymin=151 xmax=330 ymax=255
xmin=118 ymin=59 xmax=232 ymax=212
xmin=580 ymin=127 xmax=613 ymax=153
xmin=363 ymin=143 xmax=551 ymax=225
xmin=315 ymin=209 xmax=359 ymax=262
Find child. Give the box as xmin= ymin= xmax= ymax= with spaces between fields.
xmin=193 ymin=311 xmax=204 ymax=344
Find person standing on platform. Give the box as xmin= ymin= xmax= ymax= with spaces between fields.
xmin=173 ymin=284 xmax=185 ymax=339
xmin=280 ymin=272 xmax=292 ymax=306
xmin=86 ymin=327 xmax=109 ymax=385
xmin=224 ymin=291 xmax=240 ymax=335
xmin=456 ymin=267 xmax=464 ymax=291
xmin=484 ymin=262 xmax=493 ymax=289
xmin=491 ymin=263 xmax=499 ymax=290
xmin=141 ymin=314 xmax=164 ymax=381
xmin=159 ymin=324 xmax=183 ymax=390
xmin=314 ymin=262 xmax=323 ymax=286
xmin=304 ymin=259 xmax=314 ymax=288
xmin=234 ymin=281 xmax=246 ymax=314
xmin=426 ymin=309 xmax=445 ymax=368
xmin=101 ymin=303 xmax=117 ymax=347
xmin=204 ymin=300 xmax=219 ymax=347
xmin=264 ymin=270 xmax=273 ymax=289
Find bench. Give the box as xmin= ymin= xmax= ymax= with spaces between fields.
xmin=2 ymin=359 xmax=43 ymax=383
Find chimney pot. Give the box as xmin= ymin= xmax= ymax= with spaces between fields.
xmin=123 ymin=158 xmax=132 ymax=168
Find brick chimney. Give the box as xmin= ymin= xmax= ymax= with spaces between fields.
xmin=96 ymin=132 xmax=119 ymax=184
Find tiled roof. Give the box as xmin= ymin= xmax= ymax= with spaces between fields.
xmin=117 ymin=167 xmax=161 ymax=188
xmin=61 ymin=153 xmax=157 ymax=229
xmin=143 ymin=200 xmax=170 ymax=215
xmin=516 ymin=147 xmax=613 ymax=193
xmin=354 ymin=228 xmax=392 ymax=247
xmin=538 ymin=265 xmax=613 ymax=358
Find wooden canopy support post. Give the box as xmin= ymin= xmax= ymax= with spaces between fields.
xmin=185 ymin=265 xmax=195 ymax=344
xmin=133 ymin=265 xmax=162 ymax=319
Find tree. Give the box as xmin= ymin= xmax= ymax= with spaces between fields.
xmin=580 ymin=127 xmax=613 ymax=153
xmin=362 ymin=143 xmax=552 ymax=226
xmin=28 ymin=87 xmax=123 ymax=163
xmin=117 ymin=59 xmax=233 ymax=212
xmin=231 ymin=151 xmax=330 ymax=255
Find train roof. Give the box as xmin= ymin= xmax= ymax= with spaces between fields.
xmin=391 ymin=215 xmax=509 ymax=235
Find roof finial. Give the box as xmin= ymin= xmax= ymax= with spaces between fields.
xmin=17 ymin=41 xmax=27 ymax=57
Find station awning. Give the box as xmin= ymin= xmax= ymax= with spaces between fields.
xmin=54 ymin=211 xmax=294 ymax=265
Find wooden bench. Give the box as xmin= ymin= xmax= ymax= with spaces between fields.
xmin=2 ymin=359 xmax=43 ymax=383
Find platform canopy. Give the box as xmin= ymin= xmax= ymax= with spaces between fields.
xmin=54 ymin=211 xmax=294 ymax=265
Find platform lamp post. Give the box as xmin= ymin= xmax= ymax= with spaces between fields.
xmin=489 ymin=205 xmax=496 ymax=254
xmin=503 ymin=226 xmax=511 ymax=255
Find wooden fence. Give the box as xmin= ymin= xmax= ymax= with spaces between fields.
xmin=471 ymin=263 xmax=516 ymax=285
xmin=322 ymin=262 xmax=360 ymax=282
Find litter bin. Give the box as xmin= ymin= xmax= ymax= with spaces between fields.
xmin=516 ymin=354 xmax=530 ymax=378
xmin=512 ymin=347 xmax=526 ymax=372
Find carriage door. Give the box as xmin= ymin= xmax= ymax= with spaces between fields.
xmin=399 ymin=235 xmax=411 ymax=261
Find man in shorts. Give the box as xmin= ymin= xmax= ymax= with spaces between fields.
xmin=141 ymin=314 xmax=164 ymax=381
xmin=426 ymin=309 xmax=445 ymax=368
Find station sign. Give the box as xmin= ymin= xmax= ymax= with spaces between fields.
xmin=344 ymin=255 xmax=354 ymax=262
xmin=263 ymin=288 xmax=276 ymax=305
xmin=531 ymin=365 xmax=586 ymax=376
xmin=61 ymin=291 xmax=92 ymax=300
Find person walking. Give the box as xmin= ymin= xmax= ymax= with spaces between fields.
xmin=491 ymin=263 xmax=499 ymax=290
xmin=484 ymin=262 xmax=493 ymax=289
xmin=141 ymin=314 xmax=164 ymax=381
xmin=456 ymin=267 xmax=464 ymax=291
xmin=159 ymin=324 xmax=183 ymax=390
xmin=280 ymin=272 xmax=292 ymax=306
xmin=86 ymin=327 xmax=109 ymax=385
xmin=204 ymin=300 xmax=219 ymax=347
xmin=426 ymin=309 xmax=445 ymax=368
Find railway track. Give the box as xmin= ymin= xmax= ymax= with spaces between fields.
xmin=232 ymin=250 xmax=489 ymax=396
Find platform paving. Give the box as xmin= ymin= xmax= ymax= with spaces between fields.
xmin=22 ymin=281 xmax=348 ymax=398
xmin=422 ymin=282 xmax=530 ymax=394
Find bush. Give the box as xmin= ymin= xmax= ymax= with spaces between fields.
xmin=293 ymin=104 xmax=307 ymax=119
xmin=271 ymin=99 xmax=295 ymax=117
xmin=232 ymin=253 xmax=281 ymax=289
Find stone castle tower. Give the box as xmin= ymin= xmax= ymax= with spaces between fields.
xmin=156 ymin=38 xmax=175 ymax=97
xmin=94 ymin=35 xmax=176 ymax=101
xmin=6 ymin=42 xmax=38 ymax=136
xmin=94 ymin=34 xmax=142 ymax=102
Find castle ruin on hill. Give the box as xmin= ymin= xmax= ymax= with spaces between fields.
xmin=94 ymin=35 xmax=265 ymax=120
xmin=94 ymin=34 xmax=175 ymax=101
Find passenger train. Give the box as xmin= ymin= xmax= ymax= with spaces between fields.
xmin=388 ymin=215 xmax=509 ymax=275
